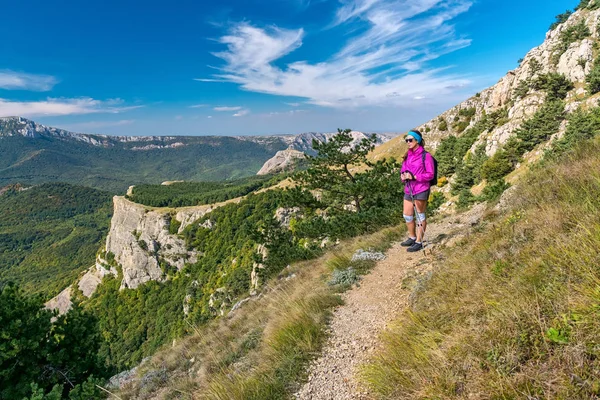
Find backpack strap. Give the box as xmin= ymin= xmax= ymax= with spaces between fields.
xmin=421 ymin=151 xmax=427 ymax=171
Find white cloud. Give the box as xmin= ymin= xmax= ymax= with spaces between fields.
xmin=0 ymin=97 xmax=143 ymax=117
xmin=285 ymin=102 xmax=301 ymax=107
xmin=214 ymin=106 xmax=242 ymax=111
xmin=189 ymin=104 xmax=208 ymax=108
xmin=0 ymin=70 xmax=58 ymax=91
xmin=193 ymin=78 xmax=227 ymax=83
xmin=233 ymin=109 xmax=250 ymax=117
xmin=207 ymin=115 xmax=213 ymax=118
xmin=266 ymin=109 xmax=306 ymax=116
xmin=205 ymin=0 xmax=473 ymax=108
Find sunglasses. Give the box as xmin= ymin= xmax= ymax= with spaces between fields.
xmin=405 ymin=138 xmax=414 ymax=143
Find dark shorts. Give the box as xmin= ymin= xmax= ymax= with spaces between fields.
xmin=404 ymin=190 xmax=430 ymax=201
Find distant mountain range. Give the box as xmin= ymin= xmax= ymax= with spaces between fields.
xmin=0 ymin=117 xmax=391 ymax=192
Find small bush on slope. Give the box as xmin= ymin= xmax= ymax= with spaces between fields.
xmin=362 ymin=137 xmax=600 ymax=399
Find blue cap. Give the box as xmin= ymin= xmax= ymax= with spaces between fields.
xmin=406 ymin=130 xmax=422 ymax=144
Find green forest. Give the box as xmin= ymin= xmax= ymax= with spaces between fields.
xmin=0 ymin=133 xmax=286 ymax=193
xmin=0 ymin=183 xmax=113 ymax=298
xmin=127 ymin=174 xmax=284 ymax=207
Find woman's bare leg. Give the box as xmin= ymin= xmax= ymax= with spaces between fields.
xmin=414 ymin=199 xmax=428 ymax=243
xmin=403 ymin=199 xmax=416 ymax=238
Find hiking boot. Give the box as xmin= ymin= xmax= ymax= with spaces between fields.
xmin=407 ymin=242 xmax=423 ymax=253
xmin=400 ymin=237 xmax=416 ymax=247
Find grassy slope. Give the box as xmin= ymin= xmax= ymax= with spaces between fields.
xmin=0 ymin=135 xmax=286 ymax=193
xmin=367 ymin=134 xmax=407 ymax=163
xmin=0 ymin=183 xmax=113 ymax=298
xmin=362 ymin=138 xmax=600 ymax=399
xmin=115 ymin=227 xmax=403 ymax=399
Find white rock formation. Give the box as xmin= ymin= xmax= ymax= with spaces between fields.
xmin=105 ymin=196 xmax=199 ymax=289
xmin=45 ymin=287 xmax=73 ymax=315
xmin=257 ymin=149 xmax=305 ymax=175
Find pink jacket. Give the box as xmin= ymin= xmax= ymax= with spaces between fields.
xmin=401 ymin=146 xmax=435 ymax=195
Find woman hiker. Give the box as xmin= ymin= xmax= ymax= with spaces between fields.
xmin=400 ymin=129 xmax=435 ymax=253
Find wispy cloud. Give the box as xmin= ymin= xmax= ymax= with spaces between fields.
xmin=193 ymin=78 xmax=227 ymax=83
xmin=285 ymin=102 xmax=301 ymax=107
xmin=0 ymin=70 xmax=58 ymax=91
xmin=265 ymin=109 xmax=306 ymax=116
xmin=214 ymin=106 xmax=242 ymax=111
xmin=204 ymin=0 xmax=473 ymax=108
xmin=233 ymin=109 xmax=250 ymax=117
xmin=0 ymin=97 xmax=143 ymax=117
xmin=189 ymin=103 xmax=208 ymax=108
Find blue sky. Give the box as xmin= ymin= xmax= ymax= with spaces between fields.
xmin=0 ymin=0 xmax=577 ymax=136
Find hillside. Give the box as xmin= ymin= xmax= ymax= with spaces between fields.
xmin=0 ymin=183 xmax=112 ymax=298
xmin=8 ymin=3 xmax=600 ymax=398
xmin=95 ymin=3 xmax=600 ymax=399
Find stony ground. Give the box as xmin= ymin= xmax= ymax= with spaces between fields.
xmin=294 ymin=204 xmax=486 ymax=400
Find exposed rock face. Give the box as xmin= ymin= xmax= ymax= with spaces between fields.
xmin=105 ymin=196 xmax=199 ymax=289
xmin=257 ymin=149 xmax=305 ymax=175
xmin=416 ymin=8 xmax=600 ymax=156
xmin=45 ymin=287 xmax=73 ymax=315
xmin=79 ymin=259 xmax=118 ymax=297
xmin=274 ymin=207 xmax=301 ymax=228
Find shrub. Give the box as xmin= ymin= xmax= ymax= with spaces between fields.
xmin=438 ymin=120 xmax=448 ymax=131
xmin=168 ymin=215 xmax=182 ymax=235
xmin=514 ymin=99 xmax=566 ymax=152
xmin=459 ymin=107 xmax=476 ymax=118
xmin=586 ymin=55 xmax=600 ymax=94
xmin=513 ymin=79 xmax=531 ymax=99
xmin=549 ymin=11 xmax=572 ymax=31
xmin=481 ymin=108 xmax=509 ymax=131
xmin=481 ymin=150 xmax=515 ymax=182
xmin=453 ymin=120 xmax=469 ymax=133
xmin=529 ymin=58 xmax=542 ymax=75
xmin=531 ymin=73 xmax=574 ymax=100
xmin=547 ymin=106 xmax=600 ymax=158
xmin=328 ymin=267 xmax=360 ymax=288
xmin=456 ymin=189 xmax=477 ymax=209
xmin=481 ymin=180 xmax=510 ymax=202
xmin=451 ymin=163 xmax=476 ymax=195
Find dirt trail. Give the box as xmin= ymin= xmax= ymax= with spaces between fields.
xmin=295 ymin=205 xmax=485 ymax=400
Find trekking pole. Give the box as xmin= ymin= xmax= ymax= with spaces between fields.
xmin=408 ymin=180 xmax=426 ymax=248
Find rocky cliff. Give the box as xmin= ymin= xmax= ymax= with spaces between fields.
xmin=257 ymin=149 xmax=305 ymax=175
xmin=104 ymin=196 xmax=206 ymax=289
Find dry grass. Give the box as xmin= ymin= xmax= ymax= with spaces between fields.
xmin=116 ymin=226 xmax=403 ymax=400
xmin=362 ymin=138 xmax=600 ymax=399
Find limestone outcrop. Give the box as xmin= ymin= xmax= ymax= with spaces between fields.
xmin=105 ymin=196 xmax=200 ymax=289
xmin=257 ymin=149 xmax=305 ymax=175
